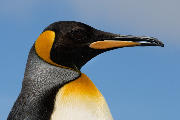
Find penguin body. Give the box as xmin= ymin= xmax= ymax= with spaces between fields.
xmin=8 ymin=21 xmax=164 ymax=120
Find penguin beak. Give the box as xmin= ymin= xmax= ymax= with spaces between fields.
xmin=89 ymin=35 xmax=164 ymax=49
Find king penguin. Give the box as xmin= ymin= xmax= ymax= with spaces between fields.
xmin=7 ymin=21 xmax=164 ymax=120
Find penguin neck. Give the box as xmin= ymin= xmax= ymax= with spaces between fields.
xmin=24 ymin=46 xmax=80 ymax=91
xmin=8 ymin=46 xmax=80 ymax=120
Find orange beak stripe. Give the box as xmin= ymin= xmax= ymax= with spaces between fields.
xmin=89 ymin=40 xmax=141 ymax=49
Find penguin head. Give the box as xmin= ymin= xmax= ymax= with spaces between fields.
xmin=35 ymin=21 xmax=164 ymax=70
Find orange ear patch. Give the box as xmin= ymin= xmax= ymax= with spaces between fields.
xmin=35 ymin=30 xmax=58 ymax=66
xmin=35 ymin=30 xmax=80 ymax=72
xmin=89 ymin=40 xmax=141 ymax=49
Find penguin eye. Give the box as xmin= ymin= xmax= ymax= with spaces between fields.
xmin=70 ymin=29 xmax=88 ymax=42
xmin=71 ymin=29 xmax=83 ymax=34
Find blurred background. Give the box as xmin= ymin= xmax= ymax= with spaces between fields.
xmin=0 ymin=0 xmax=179 ymax=120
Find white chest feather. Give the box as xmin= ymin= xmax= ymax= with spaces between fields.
xmin=50 ymin=73 xmax=113 ymax=120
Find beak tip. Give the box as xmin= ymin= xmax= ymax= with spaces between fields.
xmin=157 ymin=40 xmax=164 ymax=47
xmin=161 ymin=44 xmax=164 ymax=47
xmin=149 ymin=37 xmax=165 ymax=47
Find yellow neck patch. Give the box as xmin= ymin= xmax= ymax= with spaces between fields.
xmin=50 ymin=73 xmax=113 ymax=120
xmin=58 ymin=73 xmax=103 ymax=99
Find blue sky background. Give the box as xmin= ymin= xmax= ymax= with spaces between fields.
xmin=0 ymin=0 xmax=179 ymax=120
